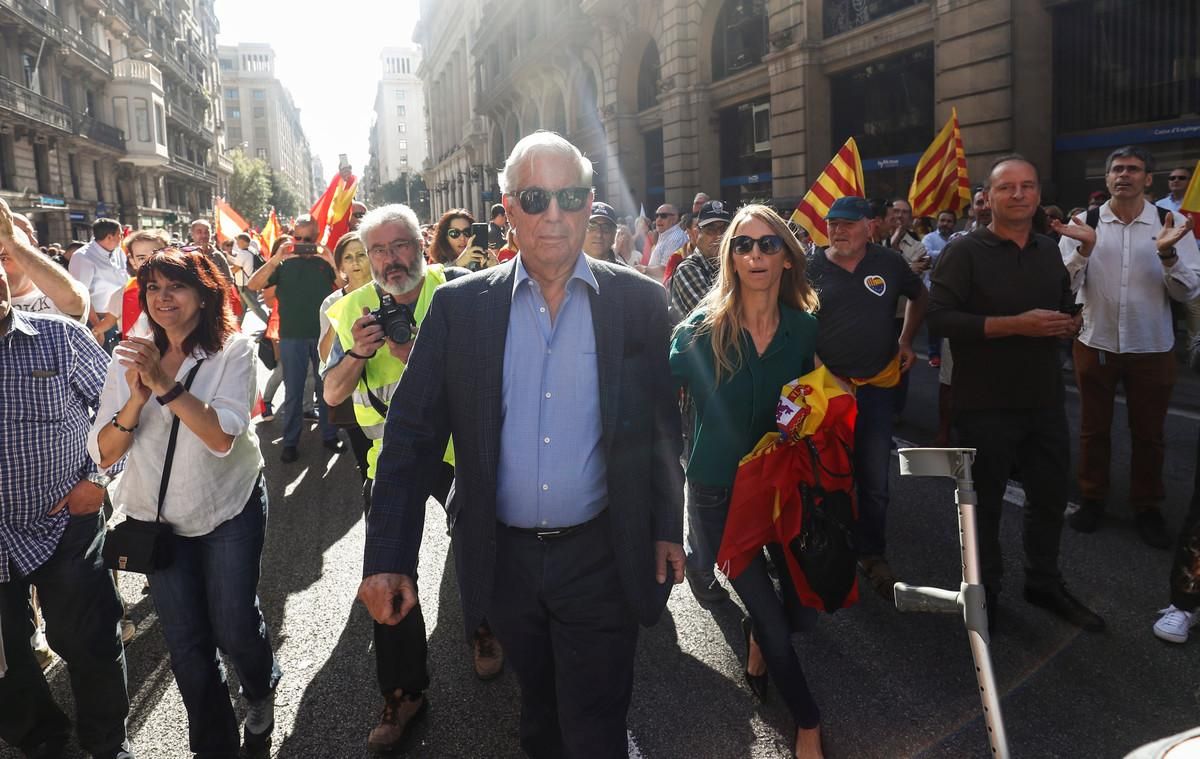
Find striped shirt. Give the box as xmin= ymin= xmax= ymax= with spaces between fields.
xmin=0 ymin=311 xmax=120 ymax=582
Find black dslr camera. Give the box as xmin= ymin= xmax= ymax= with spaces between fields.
xmin=371 ymin=292 xmax=417 ymax=345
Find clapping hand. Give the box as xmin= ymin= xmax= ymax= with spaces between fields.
xmin=114 ymin=337 xmax=174 ymax=395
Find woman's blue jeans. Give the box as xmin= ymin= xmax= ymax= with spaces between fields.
xmin=147 ymin=474 xmax=282 ymax=754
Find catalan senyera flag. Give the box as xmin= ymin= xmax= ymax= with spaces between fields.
xmin=789 ymin=138 xmax=867 ymax=247
xmin=908 ymin=107 xmax=971 ymax=219
xmin=310 ymin=171 xmax=358 ymax=250
xmin=260 ymin=207 xmax=281 ymax=255
xmin=214 ymin=198 xmax=250 ymax=244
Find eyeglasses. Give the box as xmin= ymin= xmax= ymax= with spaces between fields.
xmin=446 ymin=227 xmax=473 ymax=240
xmin=293 ymin=236 xmax=315 ymax=243
xmin=731 ymin=235 xmax=785 ymax=256
xmin=369 ymin=239 xmax=418 ymax=257
xmin=1169 ymin=175 xmax=1190 ymax=181
xmin=513 ymin=187 xmax=590 ymax=215
xmin=587 ymin=221 xmax=616 ymax=234
xmin=655 ymin=212 xmax=676 ymax=220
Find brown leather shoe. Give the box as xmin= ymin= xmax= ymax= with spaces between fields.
xmin=473 ymin=624 xmax=504 ymax=681
xmin=367 ymin=689 xmax=426 ymax=754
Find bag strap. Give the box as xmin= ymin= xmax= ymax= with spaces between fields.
xmin=155 ymin=359 xmax=204 ymax=523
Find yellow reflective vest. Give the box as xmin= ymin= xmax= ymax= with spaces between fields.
xmin=326 ymin=265 xmax=454 ymax=480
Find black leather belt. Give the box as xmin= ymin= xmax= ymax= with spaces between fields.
xmin=501 ymin=510 xmax=606 ymax=541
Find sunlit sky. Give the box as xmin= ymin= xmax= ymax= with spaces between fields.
xmin=214 ymin=0 xmax=421 ymax=187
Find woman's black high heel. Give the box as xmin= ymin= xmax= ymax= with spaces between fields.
xmin=741 ymin=616 xmax=769 ymax=702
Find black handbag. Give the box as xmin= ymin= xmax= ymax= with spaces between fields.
xmin=789 ymin=438 xmax=858 ymax=612
xmin=102 ymin=361 xmax=203 ymax=574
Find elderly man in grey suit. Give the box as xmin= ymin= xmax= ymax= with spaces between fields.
xmin=358 ymin=131 xmax=685 ymax=758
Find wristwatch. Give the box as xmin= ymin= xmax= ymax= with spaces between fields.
xmin=86 ymin=472 xmax=114 ymax=490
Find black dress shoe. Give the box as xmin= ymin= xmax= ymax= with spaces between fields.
xmin=1023 ymin=584 xmax=1105 ymax=632
xmin=280 ymin=446 xmax=299 ymax=463
xmin=741 ymin=616 xmax=769 ymax=702
xmin=323 ymin=438 xmax=344 ymax=453
xmin=1067 ymin=499 xmax=1104 ymax=533
xmin=1135 ymin=509 xmax=1172 ymax=549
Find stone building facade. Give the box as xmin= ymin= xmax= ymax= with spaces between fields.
xmin=218 ymin=43 xmax=314 ymax=204
xmin=416 ymin=0 xmax=1198 ymax=222
xmin=0 ymin=0 xmax=229 ymax=243
xmin=366 ymin=45 xmax=428 ymax=201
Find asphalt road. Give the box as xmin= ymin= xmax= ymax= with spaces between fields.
xmin=9 ymin=349 xmax=1200 ymax=759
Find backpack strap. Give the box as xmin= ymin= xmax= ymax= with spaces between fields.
xmin=1085 ymin=207 xmax=1100 ymax=229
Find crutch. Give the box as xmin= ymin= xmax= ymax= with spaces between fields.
xmin=893 ymin=447 xmax=1009 ymax=759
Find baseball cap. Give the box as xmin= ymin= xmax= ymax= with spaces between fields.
xmin=589 ymin=202 xmax=618 ymax=226
xmin=824 ymin=196 xmax=872 ymax=222
xmin=698 ymin=200 xmax=733 ymax=227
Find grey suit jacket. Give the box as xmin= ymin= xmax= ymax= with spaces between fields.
xmin=364 ymin=256 xmax=684 ymax=636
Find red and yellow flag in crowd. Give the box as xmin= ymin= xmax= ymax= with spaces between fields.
xmin=789 ymin=137 xmax=867 ymax=247
xmin=213 ymin=198 xmax=250 ymax=243
xmin=908 ymin=107 xmax=971 ymax=219
xmin=259 ymin=207 xmax=282 ymax=255
xmin=310 ymin=169 xmax=358 ymax=250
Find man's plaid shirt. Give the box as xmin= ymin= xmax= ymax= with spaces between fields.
xmin=0 ymin=311 xmax=119 ymax=582
xmin=668 ymin=251 xmax=719 ymax=322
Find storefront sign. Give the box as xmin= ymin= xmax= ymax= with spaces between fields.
xmin=719 ymin=173 xmax=773 ymax=187
xmin=36 ymin=195 xmax=67 ymax=208
xmin=69 ymin=211 xmax=88 ymax=222
xmin=1055 ymin=120 xmax=1200 ymax=152
xmin=863 ymin=153 xmax=922 ymax=171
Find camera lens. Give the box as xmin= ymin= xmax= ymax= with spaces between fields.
xmin=385 ymin=320 xmax=412 ymax=345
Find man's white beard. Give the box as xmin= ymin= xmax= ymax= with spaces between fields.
xmin=374 ymin=255 xmax=426 ymax=297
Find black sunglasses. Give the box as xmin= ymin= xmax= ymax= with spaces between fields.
xmin=446 ymin=227 xmax=472 ymax=239
xmin=732 ymin=235 xmax=785 ymax=256
xmin=514 ymin=187 xmax=590 ymax=215
xmin=1169 ymin=175 xmax=1189 ymax=181
xmin=352 ymin=211 xmax=366 ymax=218
xmin=655 ymin=212 xmax=676 ymax=219
xmin=293 ymin=236 xmax=315 ymax=243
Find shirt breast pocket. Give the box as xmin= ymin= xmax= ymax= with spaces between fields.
xmin=7 ymin=374 xmax=71 ymax=422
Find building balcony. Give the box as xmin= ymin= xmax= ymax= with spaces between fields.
xmin=60 ymin=29 xmax=113 ymax=77
xmin=0 ymin=75 xmax=74 ymax=134
xmin=73 ymin=113 xmax=125 ymax=152
xmin=168 ymin=154 xmax=216 ymax=185
xmin=153 ymin=44 xmax=208 ymax=95
xmin=107 ymin=0 xmax=152 ymax=43
xmin=113 ymin=59 xmax=164 ymax=91
xmin=165 ymin=101 xmax=213 ymax=139
xmin=0 ymin=0 xmax=62 ymax=40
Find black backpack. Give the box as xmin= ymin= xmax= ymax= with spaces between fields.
xmin=1084 ymin=204 xmax=1169 ymax=229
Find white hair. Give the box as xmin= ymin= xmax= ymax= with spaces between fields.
xmin=498 ymin=130 xmax=593 ymax=195
xmin=357 ymin=203 xmax=422 ymax=250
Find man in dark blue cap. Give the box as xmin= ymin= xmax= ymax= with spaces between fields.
xmin=583 ymin=202 xmax=625 ymax=265
xmin=806 ymin=195 xmax=927 ymax=601
xmin=669 ymin=200 xmax=731 ymax=325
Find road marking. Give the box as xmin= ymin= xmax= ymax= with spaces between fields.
xmin=893 ymin=438 xmax=1081 ymax=511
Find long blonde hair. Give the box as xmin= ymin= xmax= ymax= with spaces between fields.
xmin=677 ymin=204 xmax=819 ymax=383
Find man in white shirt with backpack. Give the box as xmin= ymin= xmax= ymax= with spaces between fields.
xmin=1055 ymin=145 xmax=1200 ymax=548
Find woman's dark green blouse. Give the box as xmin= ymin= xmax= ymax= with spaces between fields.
xmin=669 ymin=304 xmax=818 ymax=487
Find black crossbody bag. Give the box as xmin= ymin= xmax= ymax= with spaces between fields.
xmin=102 ymin=360 xmax=204 ymax=574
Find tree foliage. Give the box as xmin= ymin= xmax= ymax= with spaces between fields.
xmin=376 ymin=173 xmax=430 ymax=221
xmin=267 ymin=169 xmax=303 ymax=223
xmin=227 ymin=151 xmax=271 ymax=227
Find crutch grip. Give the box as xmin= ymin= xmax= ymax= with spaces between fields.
xmin=893 ymin=583 xmax=961 ymax=614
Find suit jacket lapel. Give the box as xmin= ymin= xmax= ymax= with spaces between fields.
xmin=587 ymin=260 xmax=622 ymax=457
xmin=476 ymin=266 xmax=514 ymax=492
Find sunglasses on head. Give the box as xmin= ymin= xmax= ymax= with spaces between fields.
xmin=446 ymin=227 xmax=472 ymax=239
xmin=512 ymin=187 xmax=590 ymax=215
xmin=732 ymin=235 xmax=785 ymax=256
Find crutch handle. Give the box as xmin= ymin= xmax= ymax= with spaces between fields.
xmin=893 ymin=583 xmax=961 ymax=614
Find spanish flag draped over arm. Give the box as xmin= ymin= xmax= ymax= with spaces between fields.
xmin=908 ymin=107 xmax=971 ymax=219
xmin=789 ymin=138 xmax=867 ymax=247
xmin=310 ymin=171 xmax=358 ymax=250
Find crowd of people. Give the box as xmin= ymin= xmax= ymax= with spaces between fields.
xmin=1 ymin=131 xmax=1198 ymax=759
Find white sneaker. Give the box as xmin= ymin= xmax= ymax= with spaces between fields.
xmin=1153 ymin=605 xmax=1197 ymax=643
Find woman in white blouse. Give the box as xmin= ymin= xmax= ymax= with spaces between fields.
xmin=88 ymin=248 xmax=280 ymax=758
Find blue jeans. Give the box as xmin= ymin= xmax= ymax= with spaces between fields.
xmin=691 ymin=483 xmax=821 ymax=729
xmin=148 ymin=475 xmax=281 ymax=754
xmin=279 ymin=337 xmax=333 ymax=447
xmin=854 ymin=383 xmax=896 ymax=557
xmin=0 ymin=512 xmax=130 ymax=756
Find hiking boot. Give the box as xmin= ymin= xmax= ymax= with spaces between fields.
xmin=685 ymin=566 xmax=729 ymax=604
xmin=857 ymin=555 xmax=898 ymax=602
xmin=1153 ymin=605 xmax=1197 ymax=643
xmin=1136 ymin=509 xmax=1172 ymax=550
xmin=243 ymin=691 xmax=274 ymax=755
xmin=367 ymin=690 xmax=426 ymax=754
xmin=473 ymin=624 xmax=504 ymax=681
xmin=1067 ymin=499 xmax=1104 ymax=533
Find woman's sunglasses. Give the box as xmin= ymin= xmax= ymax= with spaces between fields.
xmin=732 ymin=235 xmax=785 ymax=256
xmin=514 ymin=187 xmax=590 ymax=215
xmin=446 ymin=227 xmax=473 ymax=240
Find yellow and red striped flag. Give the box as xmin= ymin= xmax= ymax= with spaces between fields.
xmin=310 ymin=170 xmax=358 ymax=250
xmin=1181 ymin=159 xmax=1200 ymax=214
xmin=259 ymin=207 xmax=282 ymax=255
xmin=213 ymin=197 xmax=249 ymax=243
xmin=789 ymin=137 xmax=867 ymax=247
xmin=908 ymin=107 xmax=970 ymax=219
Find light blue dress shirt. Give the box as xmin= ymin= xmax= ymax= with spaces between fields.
xmin=496 ymin=253 xmax=608 ymax=528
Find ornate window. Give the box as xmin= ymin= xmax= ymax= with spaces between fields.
xmin=713 ymin=0 xmax=769 ymax=81
xmin=824 ymin=0 xmax=925 ymax=39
